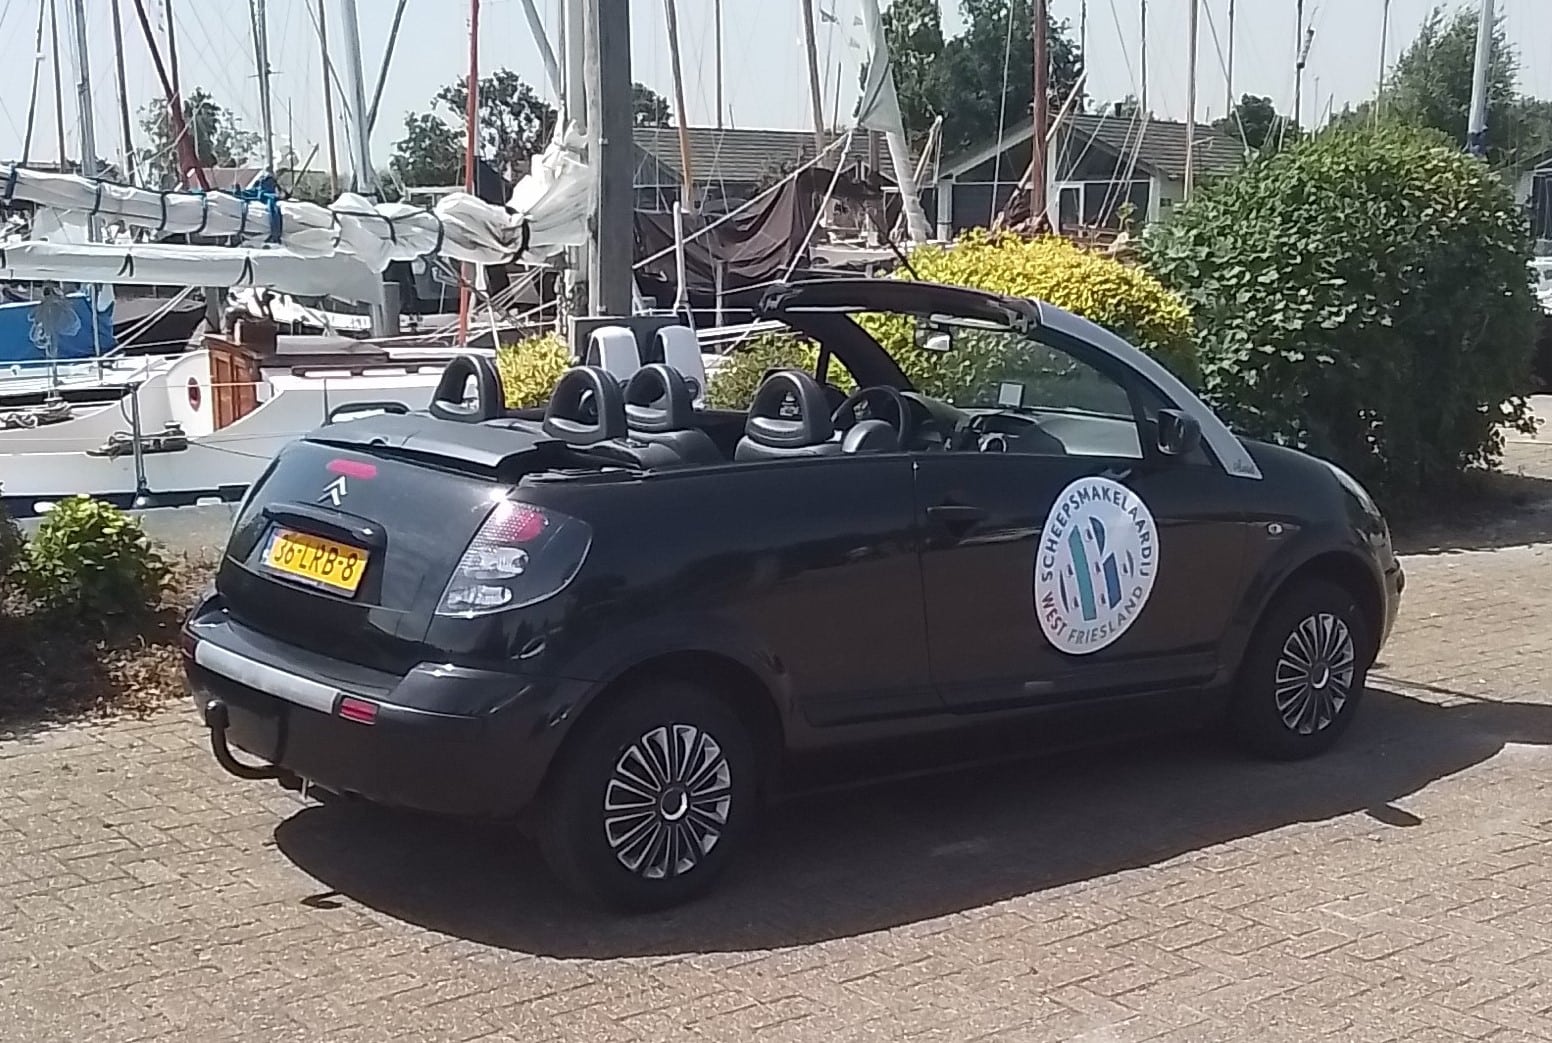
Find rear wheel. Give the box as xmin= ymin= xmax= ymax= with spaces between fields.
xmin=538 ymin=680 xmax=757 ymax=911
xmin=1231 ymin=579 xmax=1370 ymax=760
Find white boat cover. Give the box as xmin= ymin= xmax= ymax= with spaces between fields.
xmin=0 ymin=126 xmax=591 ymax=274
xmin=0 ymin=241 xmax=386 ymax=302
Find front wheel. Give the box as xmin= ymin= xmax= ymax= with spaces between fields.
xmin=537 ymin=680 xmax=758 ymax=911
xmin=1231 ymin=579 xmax=1370 ymax=761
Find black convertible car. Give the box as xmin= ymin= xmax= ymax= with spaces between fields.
xmin=184 ymin=278 xmax=1404 ymax=910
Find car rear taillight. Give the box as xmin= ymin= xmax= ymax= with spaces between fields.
xmin=436 ymin=499 xmax=592 ymax=617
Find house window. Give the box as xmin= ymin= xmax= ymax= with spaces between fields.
xmin=1055 ymin=180 xmax=1151 ymax=233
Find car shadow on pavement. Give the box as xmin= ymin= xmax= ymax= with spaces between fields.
xmin=272 ymin=688 xmax=1552 ymax=958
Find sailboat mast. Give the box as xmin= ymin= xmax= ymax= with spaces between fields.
xmin=1033 ymin=0 xmax=1049 ymax=225
xmin=1185 ymin=0 xmax=1198 ymax=199
xmin=458 ymin=0 xmax=481 ymax=347
xmin=250 ymin=0 xmax=277 ymax=173
xmin=663 ymin=0 xmax=697 ymax=209
xmin=1377 ymin=0 xmax=1391 ymax=114
xmin=715 ymin=0 xmax=724 ymax=130
xmin=50 ymin=0 xmax=67 ymax=169
xmin=65 ymin=0 xmax=98 ymax=180
xmin=1139 ymin=0 xmax=1148 ymax=113
xmin=316 ymin=0 xmax=340 ymax=195
xmin=110 ymin=0 xmax=138 ymax=183
xmin=129 ymin=0 xmax=208 ymax=190
xmin=1467 ymin=0 xmax=1494 ymax=157
xmin=1293 ymin=0 xmax=1306 ymax=130
xmin=1225 ymin=0 xmax=1236 ymax=117
xmin=22 ymin=2 xmax=47 ymax=165
xmin=800 ymin=0 xmax=828 ymax=160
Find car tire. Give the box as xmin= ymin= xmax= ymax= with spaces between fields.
xmin=537 ymin=680 xmax=758 ymax=912
xmin=1230 ymin=579 xmax=1370 ymax=761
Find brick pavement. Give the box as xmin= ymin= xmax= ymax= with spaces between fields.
xmin=3 ymin=448 xmax=1552 ymax=1042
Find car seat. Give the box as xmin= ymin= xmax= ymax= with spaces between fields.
xmin=653 ymin=325 xmax=708 ymax=408
xmin=624 ymin=364 xmax=723 ymax=465
xmin=583 ymin=326 xmax=642 ymax=386
xmin=734 ymin=369 xmax=843 ymax=461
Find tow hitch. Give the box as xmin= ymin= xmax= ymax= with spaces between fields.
xmin=202 ymin=698 xmax=300 ymax=787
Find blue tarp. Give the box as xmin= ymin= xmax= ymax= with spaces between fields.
xmin=0 ymin=292 xmax=117 ymax=364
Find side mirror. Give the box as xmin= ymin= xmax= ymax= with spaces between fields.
xmin=1157 ymin=408 xmax=1202 ymax=457
xmin=914 ymin=318 xmax=954 ymax=353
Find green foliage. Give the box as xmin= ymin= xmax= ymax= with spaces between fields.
xmin=877 ymin=0 xmax=1084 ymax=150
xmin=1141 ymin=122 xmax=1537 ymax=504
xmin=0 ymin=499 xmax=22 ymax=588
xmin=496 ymin=332 xmax=573 ymax=409
xmin=1335 ymin=5 xmax=1552 ymax=175
xmin=390 ymin=112 xmax=463 ymax=187
xmin=632 ymin=84 xmax=672 ymax=128
xmin=861 ymin=231 xmax=1198 ymax=401
xmin=705 ymin=335 xmax=856 ymax=410
xmin=23 ymin=497 xmax=165 ymax=619
xmin=138 ymin=88 xmax=262 ymax=190
xmin=1215 ymin=94 xmax=1293 ymax=154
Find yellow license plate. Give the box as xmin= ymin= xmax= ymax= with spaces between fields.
xmin=264 ymin=528 xmax=369 ymax=595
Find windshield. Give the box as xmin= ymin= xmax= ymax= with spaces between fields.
xmin=927 ymin=327 xmax=1137 ymax=419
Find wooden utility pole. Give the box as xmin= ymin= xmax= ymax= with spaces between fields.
xmin=1185 ymin=0 xmax=1198 ymax=200
xmin=1032 ymin=0 xmax=1049 ymax=228
xmin=585 ymin=0 xmax=634 ymax=315
xmin=663 ymin=0 xmax=696 ymax=209
xmin=49 ymin=0 xmax=67 ymax=169
xmin=799 ymin=0 xmax=828 ymax=162
xmin=714 ymin=0 xmax=724 ymax=130
xmin=316 ymin=0 xmax=340 ymax=195
xmin=110 ymin=0 xmax=138 ymax=183
xmin=458 ymin=0 xmax=481 ymax=347
xmin=129 ymin=0 xmax=208 ymax=189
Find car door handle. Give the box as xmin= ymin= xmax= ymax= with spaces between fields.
xmin=927 ymin=503 xmax=988 ymax=530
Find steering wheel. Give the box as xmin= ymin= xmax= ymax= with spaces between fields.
xmin=428 ymin=353 xmax=503 ymax=423
xmin=832 ymin=386 xmax=917 ymax=449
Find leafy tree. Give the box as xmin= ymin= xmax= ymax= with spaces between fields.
xmin=880 ymin=0 xmax=1084 ymax=152
xmin=632 ymin=83 xmax=671 ymax=128
xmin=1216 ymin=94 xmax=1287 ymax=152
xmin=1340 ymin=5 xmax=1552 ymax=173
xmin=433 ymin=69 xmax=557 ymax=181
xmin=1142 ymin=123 xmax=1538 ymax=506
xmin=389 ymin=112 xmax=462 ymax=188
xmin=138 ymin=88 xmax=262 ymax=189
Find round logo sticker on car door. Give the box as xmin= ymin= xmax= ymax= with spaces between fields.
xmin=1034 ymin=476 xmax=1159 ymax=654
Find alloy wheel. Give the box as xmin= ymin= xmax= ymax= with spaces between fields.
xmin=603 ymin=724 xmax=733 ymax=879
xmin=1274 ymin=612 xmax=1356 ymax=735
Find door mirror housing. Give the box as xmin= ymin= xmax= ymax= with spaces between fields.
xmin=1156 ymin=408 xmax=1202 ymax=458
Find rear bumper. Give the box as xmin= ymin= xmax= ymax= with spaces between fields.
xmin=182 ymin=606 xmax=588 ymax=819
xmin=1380 ymin=560 xmax=1405 ymax=650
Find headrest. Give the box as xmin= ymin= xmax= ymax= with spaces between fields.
xmin=584 ymin=325 xmax=642 ymax=383
xmin=744 ymin=369 xmax=835 ymax=449
xmin=542 ymin=365 xmax=628 ymax=445
xmin=654 ymin=325 xmax=706 ymax=405
xmin=624 ymin=363 xmax=695 ymax=433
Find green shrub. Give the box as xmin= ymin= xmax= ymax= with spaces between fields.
xmin=1142 ymin=122 xmax=1537 ymax=504
xmin=705 ymin=333 xmax=856 ymax=409
xmin=23 ymin=496 xmax=165 ymax=618
xmin=496 ymin=332 xmax=572 ymax=409
xmin=862 ymin=230 xmax=1200 ymax=401
xmin=0 ymin=498 xmax=22 ymax=589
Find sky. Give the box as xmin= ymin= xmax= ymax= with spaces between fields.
xmin=2 ymin=1 xmax=1551 ymax=178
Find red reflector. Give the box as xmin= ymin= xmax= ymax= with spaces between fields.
xmin=327 ymin=459 xmax=378 ymax=480
xmin=337 ymin=697 xmax=379 ymax=724
xmin=179 ymin=630 xmax=198 ymax=659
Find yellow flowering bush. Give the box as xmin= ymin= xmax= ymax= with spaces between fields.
xmin=496 ymin=332 xmax=572 ymax=409
xmin=862 ymin=230 xmax=1199 ymax=401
